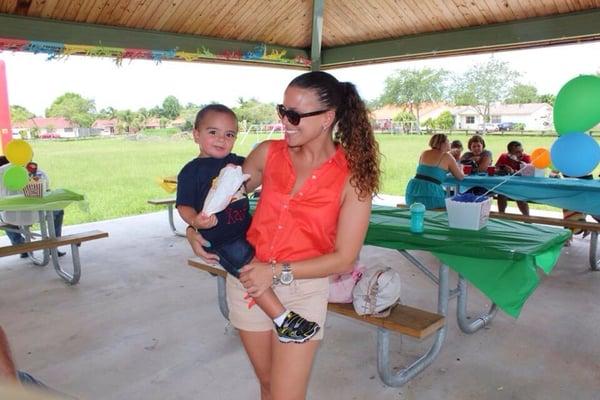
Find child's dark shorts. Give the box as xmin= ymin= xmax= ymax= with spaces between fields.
xmin=203 ymin=237 xmax=255 ymax=278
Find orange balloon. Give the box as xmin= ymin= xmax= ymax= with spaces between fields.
xmin=531 ymin=147 xmax=551 ymax=169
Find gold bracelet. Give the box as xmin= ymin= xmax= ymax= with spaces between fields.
xmin=271 ymin=261 xmax=279 ymax=286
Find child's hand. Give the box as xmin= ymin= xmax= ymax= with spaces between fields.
xmin=193 ymin=212 xmax=217 ymax=229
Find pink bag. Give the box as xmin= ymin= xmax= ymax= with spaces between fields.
xmin=328 ymin=262 xmax=366 ymax=303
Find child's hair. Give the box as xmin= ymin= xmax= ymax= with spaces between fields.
xmin=467 ymin=134 xmax=486 ymax=150
xmin=450 ymin=140 xmax=463 ymax=150
xmin=429 ymin=133 xmax=448 ymax=150
xmin=194 ymin=104 xmax=237 ymax=130
xmin=288 ymin=71 xmax=381 ymax=199
xmin=507 ymin=140 xmax=522 ymax=152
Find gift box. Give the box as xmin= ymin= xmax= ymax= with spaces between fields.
xmin=445 ymin=194 xmax=491 ymax=231
xmin=23 ymin=179 xmax=47 ymax=197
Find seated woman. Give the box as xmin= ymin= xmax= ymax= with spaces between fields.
xmin=406 ymin=133 xmax=464 ymax=210
xmin=460 ymin=135 xmax=492 ymax=173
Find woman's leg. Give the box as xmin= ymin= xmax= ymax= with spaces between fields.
xmin=271 ymin=338 xmax=320 ymax=400
xmin=239 ymin=330 xmax=273 ymax=400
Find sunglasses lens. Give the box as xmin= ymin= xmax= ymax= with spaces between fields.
xmin=277 ymin=105 xmax=301 ymax=126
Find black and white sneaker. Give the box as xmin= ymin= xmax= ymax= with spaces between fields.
xmin=275 ymin=311 xmax=320 ymax=343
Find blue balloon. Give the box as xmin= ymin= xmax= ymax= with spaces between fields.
xmin=550 ymin=132 xmax=600 ymax=177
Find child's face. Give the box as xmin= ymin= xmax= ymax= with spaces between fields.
xmin=193 ymin=111 xmax=238 ymax=159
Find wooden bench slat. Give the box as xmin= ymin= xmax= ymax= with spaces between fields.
xmin=188 ymin=258 xmax=445 ymax=340
xmin=148 ymin=198 xmax=176 ymax=205
xmin=0 ymin=230 xmax=109 ymax=257
xmin=489 ymin=212 xmax=600 ymax=231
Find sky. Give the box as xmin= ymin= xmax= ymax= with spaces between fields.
xmin=2 ymin=40 xmax=600 ymax=116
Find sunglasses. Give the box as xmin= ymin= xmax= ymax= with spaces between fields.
xmin=277 ymin=104 xmax=329 ymax=126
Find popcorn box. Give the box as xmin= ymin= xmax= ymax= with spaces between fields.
xmin=23 ymin=179 xmax=47 ymax=197
xmin=445 ymin=196 xmax=492 ymax=231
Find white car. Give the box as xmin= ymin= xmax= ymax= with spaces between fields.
xmin=476 ymin=123 xmax=499 ymax=133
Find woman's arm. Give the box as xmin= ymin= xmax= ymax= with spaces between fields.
xmin=0 ymin=327 xmax=17 ymax=382
xmin=243 ymin=140 xmax=270 ymax=193
xmin=239 ymin=179 xmax=371 ymax=297
xmin=445 ymin=153 xmax=464 ymax=180
xmin=476 ymin=151 xmax=492 ymax=172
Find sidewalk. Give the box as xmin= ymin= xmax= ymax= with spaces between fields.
xmin=0 ymin=210 xmax=598 ymax=400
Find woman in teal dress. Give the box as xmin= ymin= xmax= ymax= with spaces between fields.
xmin=406 ymin=133 xmax=464 ymax=209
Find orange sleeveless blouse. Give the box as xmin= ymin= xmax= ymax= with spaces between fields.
xmin=247 ymin=140 xmax=349 ymax=263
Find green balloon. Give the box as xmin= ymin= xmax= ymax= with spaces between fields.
xmin=3 ymin=165 xmax=29 ymax=191
xmin=553 ymin=75 xmax=600 ymax=135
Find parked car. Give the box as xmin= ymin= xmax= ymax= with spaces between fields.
xmin=475 ymin=123 xmax=499 ymax=133
xmin=498 ymin=122 xmax=515 ymax=131
xmin=38 ymin=132 xmax=61 ymax=139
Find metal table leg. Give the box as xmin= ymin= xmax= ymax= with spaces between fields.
xmin=24 ymin=216 xmax=50 ymax=266
xmin=167 ymin=204 xmax=186 ymax=237
xmin=589 ymin=231 xmax=599 ymax=271
xmin=377 ymin=264 xmax=449 ymax=387
xmin=216 ymin=275 xmax=230 ymax=319
xmin=456 ymin=275 xmax=497 ymax=333
xmin=43 ymin=211 xmax=81 ymax=285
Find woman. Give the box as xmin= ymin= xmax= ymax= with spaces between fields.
xmin=405 ymin=133 xmax=464 ymax=209
xmin=187 ymin=71 xmax=380 ymax=399
xmin=459 ymin=134 xmax=493 ymax=173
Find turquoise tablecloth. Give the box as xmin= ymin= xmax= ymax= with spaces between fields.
xmin=0 ymin=189 xmax=84 ymax=211
xmin=366 ymin=205 xmax=570 ymax=317
xmin=444 ymin=175 xmax=600 ymax=215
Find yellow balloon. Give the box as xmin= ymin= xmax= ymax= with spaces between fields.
xmin=5 ymin=139 xmax=33 ymax=166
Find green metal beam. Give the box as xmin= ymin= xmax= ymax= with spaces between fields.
xmin=321 ymin=9 xmax=600 ymax=68
xmin=0 ymin=13 xmax=309 ymax=68
xmin=310 ymin=0 xmax=324 ymax=71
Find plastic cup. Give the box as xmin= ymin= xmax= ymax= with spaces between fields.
xmin=487 ymin=166 xmax=495 ymax=176
xmin=463 ymin=165 xmax=472 ymax=175
xmin=409 ymin=202 xmax=426 ymax=234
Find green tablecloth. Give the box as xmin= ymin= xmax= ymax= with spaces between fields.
xmin=0 ymin=189 xmax=84 ymax=211
xmin=366 ymin=206 xmax=571 ymax=317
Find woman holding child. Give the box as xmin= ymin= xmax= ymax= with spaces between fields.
xmin=185 ymin=71 xmax=380 ymax=399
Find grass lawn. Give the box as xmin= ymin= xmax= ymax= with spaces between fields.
xmin=23 ymin=132 xmax=595 ymax=226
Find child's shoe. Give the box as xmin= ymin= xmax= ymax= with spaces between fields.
xmin=275 ymin=311 xmax=320 ymax=343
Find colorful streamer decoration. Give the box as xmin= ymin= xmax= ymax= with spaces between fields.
xmin=0 ymin=37 xmax=310 ymax=67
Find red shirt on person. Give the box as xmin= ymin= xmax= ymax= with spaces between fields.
xmin=247 ymin=140 xmax=349 ymax=263
xmin=495 ymin=152 xmax=532 ymax=172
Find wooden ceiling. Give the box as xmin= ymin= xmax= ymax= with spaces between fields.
xmin=1 ymin=0 xmax=600 ymax=69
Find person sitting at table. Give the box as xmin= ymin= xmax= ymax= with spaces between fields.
xmin=405 ymin=133 xmax=464 ymax=210
xmin=449 ymin=139 xmax=463 ymax=165
xmin=459 ymin=135 xmax=492 ymax=173
xmin=0 ymin=156 xmax=65 ymax=258
xmin=495 ymin=140 xmax=531 ymax=216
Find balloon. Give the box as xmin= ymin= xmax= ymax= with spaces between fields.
xmin=2 ymin=165 xmax=29 ymax=190
xmin=5 ymin=139 xmax=33 ymax=166
xmin=530 ymin=147 xmax=551 ymax=169
xmin=550 ymin=132 xmax=600 ymax=177
xmin=553 ymin=75 xmax=600 ymax=135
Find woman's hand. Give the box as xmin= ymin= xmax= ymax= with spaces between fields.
xmin=186 ymin=227 xmax=219 ymax=263
xmin=238 ymin=261 xmax=272 ymax=297
xmin=192 ymin=212 xmax=217 ymax=230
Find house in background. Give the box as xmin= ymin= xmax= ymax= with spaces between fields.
xmin=92 ymin=119 xmax=118 ymax=135
xmin=371 ymin=103 xmax=448 ymax=131
xmin=12 ymin=117 xmax=87 ymax=138
xmin=454 ymin=103 xmax=553 ymax=131
xmin=144 ymin=117 xmax=161 ymax=129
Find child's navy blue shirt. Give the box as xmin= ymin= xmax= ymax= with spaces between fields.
xmin=176 ymin=154 xmax=251 ymax=247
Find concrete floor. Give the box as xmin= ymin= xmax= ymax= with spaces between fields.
xmin=1 ymin=208 xmax=599 ymax=400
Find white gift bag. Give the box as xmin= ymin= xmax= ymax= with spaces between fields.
xmin=202 ymin=165 xmax=250 ymax=215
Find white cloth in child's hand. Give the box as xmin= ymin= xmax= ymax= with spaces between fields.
xmin=202 ymin=165 xmax=250 ymax=216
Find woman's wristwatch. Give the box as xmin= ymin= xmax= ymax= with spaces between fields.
xmin=279 ymin=263 xmax=294 ymax=285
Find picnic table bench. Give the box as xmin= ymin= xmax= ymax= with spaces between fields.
xmin=186 ymin=204 xmax=569 ymax=387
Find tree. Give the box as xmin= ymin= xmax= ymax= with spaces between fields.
xmin=538 ymin=93 xmax=556 ymax=106
xmin=233 ymin=98 xmax=277 ymax=126
xmin=9 ymin=105 xmax=34 ymax=123
xmin=45 ymin=92 xmax=96 ymax=127
xmin=378 ymin=68 xmax=447 ymax=133
xmin=435 ymin=111 xmax=455 ymax=130
xmin=161 ymin=95 xmax=181 ymax=120
xmin=116 ymin=109 xmax=135 ymax=133
xmin=452 ymin=58 xmax=519 ymax=122
xmin=392 ymin=111 xmax=415 ymax=134
xmin=505 ymin=83 xmax=538 ymax=104
xmin=97 ymin=106 xmax=117 ymax=120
